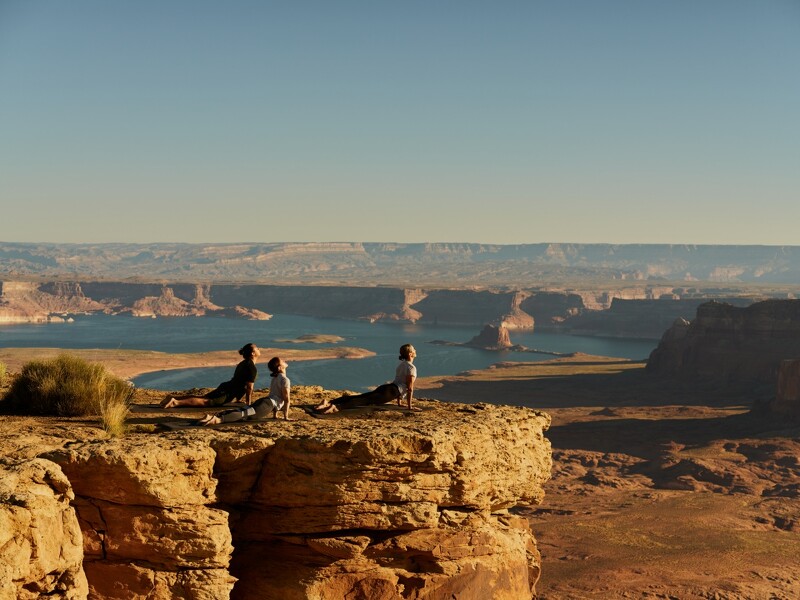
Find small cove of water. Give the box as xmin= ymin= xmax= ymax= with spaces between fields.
xmin=0 ymin=314 xmax=657 ymax=393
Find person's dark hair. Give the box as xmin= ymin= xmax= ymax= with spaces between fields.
xmin=267 ymin=356 xmax=282 ymax=377
xmin=239 ymin=343 xmax=257 ymax=359
xmin=399 ymin=344 xmax=414 ymax=361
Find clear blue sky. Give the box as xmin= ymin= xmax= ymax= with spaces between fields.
xmin=1 ymin=1 xmax=798 ymax=245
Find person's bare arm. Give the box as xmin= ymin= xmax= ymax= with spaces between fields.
xmin=282 ymin=386 xmax=291 ymax=420
xmin=405 ymin=373 xmax=415 ymax=410
xmin=244 ymin=382 xmax=254 ymax=405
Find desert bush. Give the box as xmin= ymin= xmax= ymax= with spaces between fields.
xmin=0 ymin=362 xmax=6 ymax=386
xmin=98 ymin=391 xmax=131 ymax=438
xmin=3 ymin=354 xmax=132 ymax=424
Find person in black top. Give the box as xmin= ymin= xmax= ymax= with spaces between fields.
xmin=161 ymin=343 xmax=260 ymax=409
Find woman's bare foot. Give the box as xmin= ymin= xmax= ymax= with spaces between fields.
xmin=319 ymin=404 xmax=339 ymax=414
xmin=197 ymin=414 xmax=221 ymax=426
xmin=160 ymin=395 xmax=175 ymax=408
xmin=314 ymin=400 xmax=331 ymax=411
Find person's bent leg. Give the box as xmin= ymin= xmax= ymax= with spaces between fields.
xmin=359 ymin=384 xmax=401 ymax=406
xmin=216 ymin=405 xmax=256 ymax=423
xmin=163 ymin=396 xmax=211 ymax=409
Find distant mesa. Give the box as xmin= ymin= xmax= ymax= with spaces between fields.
xmin=647 ymin=299 xmax=800 ymax=385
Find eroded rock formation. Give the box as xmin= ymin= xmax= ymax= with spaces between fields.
xmin=647 ymin=299 xmax=800 ymax=384
xmin=466 ymin=324 xmax=513 ymax=350
xmin=15 ymin=402 xmax=553 ymax=599
xmin=0 ymin=459 xmax=88 ymax=599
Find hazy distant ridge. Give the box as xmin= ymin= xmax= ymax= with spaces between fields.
xmin=1 ymin=242 xmax=799 ymax=285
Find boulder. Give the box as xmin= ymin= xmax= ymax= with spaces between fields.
xmin=45 ymin=439 xmax=235 ymax=599
xmin=0 ymin=459 xmax=88 ymax=600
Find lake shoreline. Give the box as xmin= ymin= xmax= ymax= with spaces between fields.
xmin=0 ymin=346 xmax=375 ymax=381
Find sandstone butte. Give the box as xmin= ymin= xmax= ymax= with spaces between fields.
xmin=0 ymin=399 xmax=552 ymax=600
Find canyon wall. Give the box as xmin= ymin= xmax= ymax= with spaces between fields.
xmin=410 ymin=290 xmax=534 ymax=328
xmin=767 ymin=359 xmax=800 ymax=420
xmin=561 ymin=297 xmax=753 ymax=339
xmin=0 ymin=279 xmax=767 ymax=337
xmin=9 ymin=403 xmax=552 ymax=599
xmin=647 ymin=300 xmax=800 ymax=384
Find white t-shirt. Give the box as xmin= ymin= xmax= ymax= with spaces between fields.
xmin=393 ymin=360 xmax=417 ymax=395
xmin=268 ymin=373 xmax=290 ymax=410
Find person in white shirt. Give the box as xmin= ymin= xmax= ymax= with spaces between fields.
xmin=196 ymin=356 xmax=291 ymax=424
xmin=314 ymin=344 xmax=418 ymax=414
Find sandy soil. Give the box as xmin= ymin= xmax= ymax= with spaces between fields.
xmin=418 ymin=355 xmax=800 ymax=599
xmin=0 ymin=346 xmax=374 ymax=380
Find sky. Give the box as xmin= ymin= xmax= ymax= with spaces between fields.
xmin=0 ymin=1 xmax=798 ymax=245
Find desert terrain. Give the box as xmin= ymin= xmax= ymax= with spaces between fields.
xmin=419 ymin=356 xmax=800 ymax=599
xmin=2 ymin=345 xmax=798 ymax=598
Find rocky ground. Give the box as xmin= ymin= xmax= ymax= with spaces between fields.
xmin=2 ymin=352 xmax=799 ymax=599
xmin=418 ymin=355 xmax=800 ymax=599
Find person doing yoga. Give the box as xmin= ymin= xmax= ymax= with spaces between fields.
xmin=161 ymin=343 xmax=259 ymax=409
xmin=314 ymin=344 xmax=418 ymax=414
xmin=196 ymin=356 xmax=291 ymax=425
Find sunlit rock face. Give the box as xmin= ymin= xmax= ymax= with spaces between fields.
xmin=37 ymin=402 xmax=551 ymax=599
xmin=646 ymin=299 xmax=800 ymax=384
xmin=0 ymin=459 xmax=88 ymax=600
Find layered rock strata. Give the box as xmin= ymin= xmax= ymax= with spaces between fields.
xmin=0 ymin=278 xmax=769 ymax=333
xmin=0 ymin=459 xmax=88 ymax=599
xmin=647 ymin=299 xmax=800 ymax=384
xmin=37 ymin=403 xmax=551 ymax=599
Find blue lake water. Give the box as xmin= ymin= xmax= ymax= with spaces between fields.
xmin=0 ymin=314 xmax=657 ymax=392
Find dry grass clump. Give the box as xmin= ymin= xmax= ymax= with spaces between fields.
xmin=0 ymin=362 xmax=6 ymax=387
xmin=3 ymin=353 xmax=132 ymax=436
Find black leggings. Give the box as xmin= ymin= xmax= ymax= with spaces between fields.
xmin=332 ymin=383 xmax=401 ymax=409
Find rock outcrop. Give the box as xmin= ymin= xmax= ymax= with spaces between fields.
xmin=770 ymin=359 xmax=800 ymax=420
xmin=647 ymin=300 xmax=800 ymax=384
xmin=17 ymin=402 xmax=553 ymax=599
xmin=466 ymin=324 xmax=514 ymax=350
xmin=0 ymin=459 xmax=88 ymax=599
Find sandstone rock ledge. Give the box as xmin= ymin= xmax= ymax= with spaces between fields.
xmin=35 ymin=402 xmax=551 ymax=600
xmin=0 ymin=459 xmax=88 ymax=600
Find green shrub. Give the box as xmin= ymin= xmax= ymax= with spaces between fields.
xmin=4 ymin=354 xmax=132 ymax=420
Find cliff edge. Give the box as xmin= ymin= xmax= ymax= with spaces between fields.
xmin=2 ymin=400 xmax=552 ymax=600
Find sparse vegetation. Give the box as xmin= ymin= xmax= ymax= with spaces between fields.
xmin=0 ymin=362 xmax=6 ymax=387
xmin=3 ymin=354 xmax=132 ymax=436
